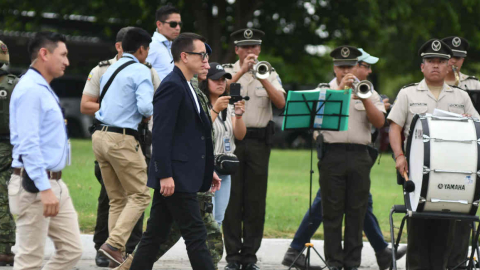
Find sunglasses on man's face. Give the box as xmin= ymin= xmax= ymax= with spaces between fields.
xmin=185 ymin=52 xmax=209 ymax=61
xmin=162 ymin=21 xmax=183 ymax=28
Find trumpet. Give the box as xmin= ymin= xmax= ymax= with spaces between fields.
xmin=452 ymin=65 xmax=460 ymax=86
xmin=344 ymin=78 xmax=373 ymax=99
xmin=251 ymin=60 xmax=272 ymax=80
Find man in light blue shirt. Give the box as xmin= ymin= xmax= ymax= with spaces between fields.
xmin=9 ymin=31 xmax=82 ymax=270
xmin=146 ymin=5 xmax=182 ymax=80
xmin=92 ymin=27 xmax=153 ymax=267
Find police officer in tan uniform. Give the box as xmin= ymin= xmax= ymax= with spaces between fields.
xmin=388 ymin=39 xmax=479 ymax=270
xmin=442 ymin=36 xmax=480 ymax=269
xmin=80 ymin=26 xmax=160 ymax=268
xmin=442 ymin=36 xmax=480 ymax=91
xmin=313 ymin=46 xmax=386 ymax=270
xmin=222 ymin=28 xmax=285 ymax=270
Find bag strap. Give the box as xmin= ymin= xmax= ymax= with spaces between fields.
xmin=99 ymin=60 xmax=136 ymax=108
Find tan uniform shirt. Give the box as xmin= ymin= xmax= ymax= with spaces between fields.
xmin=387 ymin=78 xmax=480 ymax=138
xmin=318 ymin=78 xmax=386 ymax=145
xmin=83 ymin=56 xmax=161 ymax=98
xmin=223 ymin=60 xmax=285 ymax=128
xmin=446 ymin=72 xmax=480 ymax=91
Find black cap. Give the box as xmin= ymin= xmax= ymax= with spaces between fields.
xmin=205 ymin=43 xmax=212 ymax=55
xmin=442 ymin=36 xmax=469 ymax=58
xmin=418 ymin=39 xmax=452 ymax=59
xmin=330 ymin=46 xmax=362 ymax=66
xmin=207 ymin=62 xmax=232 ymax=80
xmin=230 ymin=28 xmax=264 ymax=46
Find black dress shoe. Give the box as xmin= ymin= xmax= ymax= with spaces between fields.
xmin=95 ymin=251 xmax=110 ymax=267
xmin=328 ymin=267 xmax=342 ymax=270
xmin=344 ymin=268 xmax=358 ymax=270
xmin=225 ymin=261 xmax=241 ymax=270
xmin=243 ymin=263 xmax=260 ymax=270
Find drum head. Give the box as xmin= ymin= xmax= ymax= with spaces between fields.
xmin=407 ymin=115 xmax=424 ymax=211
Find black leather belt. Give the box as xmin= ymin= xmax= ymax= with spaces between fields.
xmin=245 ymin=127 xmax=266 ymax=139
xmin=324 ymin=143 xmax=368 ymax=152
xmin=13 ymin=168 xmax=62 ymax=180
xmin=96 ymin=125 xmax=139 ymax=140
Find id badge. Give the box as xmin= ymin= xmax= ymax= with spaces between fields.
xmin=223 ymin=135 xmax=231 ymax=153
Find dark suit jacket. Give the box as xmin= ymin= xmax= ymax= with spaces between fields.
xmin=148 ymin=66 xmax=214 ymax=193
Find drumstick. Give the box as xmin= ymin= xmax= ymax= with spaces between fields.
xmin=403 ymin=171 xmax=415 ymax=192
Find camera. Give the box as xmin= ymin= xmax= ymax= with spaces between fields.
xmin=229 ymin=83 xmax=250 ymax=104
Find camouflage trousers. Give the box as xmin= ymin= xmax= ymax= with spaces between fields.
xmin=134 ymin=192 xmax=223 ymax=269
xmin=0 ymin=141 xmax=15 ymax=254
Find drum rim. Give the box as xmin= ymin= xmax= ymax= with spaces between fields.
xmin=470 ymin=120 xmax=480 ymax=215
xmin=405 ymin=114 xmax=430 ymax=212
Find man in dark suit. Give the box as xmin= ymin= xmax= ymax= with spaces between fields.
xmin=129 ymin=32 xmax=221 ymax=270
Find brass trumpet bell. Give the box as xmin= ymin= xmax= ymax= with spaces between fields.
xmin=252 ymin=60 xmax=272 ymax=80
xmin=352 ymin=78 xmax=373 ymax=99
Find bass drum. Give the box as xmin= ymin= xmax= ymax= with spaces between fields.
xmin=405 ymin=114 xmax=480 ymax=215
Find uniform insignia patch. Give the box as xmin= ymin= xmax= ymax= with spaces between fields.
xmin=244 ymin=29 xmax=253 ymax=39
xmin=87 ymin=72 xmax=93 ymax=81
xmin=0 ymin=44 xmax=7 ymax=54
xmin=341 ymin=47 xmax=350 ymax=58
xmin=452 ymin=37 xmax=461 ymax=47
xmin=277 ymin=75 xmax=282 ymax=86
xmin=432 ymin=40 xmax=441 ymax=51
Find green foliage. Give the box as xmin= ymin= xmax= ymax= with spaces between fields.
xmin=2 ymin=0 xmax=480 ymax=97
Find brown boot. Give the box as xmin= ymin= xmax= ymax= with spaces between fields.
xmin=99 ymin=243 xmax=125 ymax=265
xmin=112 ymin=254 xmax=133 ymax=270
xmin=0 ymin=253 xmax=14 ymax=266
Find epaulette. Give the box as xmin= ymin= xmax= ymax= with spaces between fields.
xmin=271 ymin=67 xmax=276 ymax=72
xmin=400 ymin=83 xmax=418 ymax=90
xmin=465 ymin=76 xmax=479 ymax=81
xmin=98 ymin=60 xmax=111 ymax=67
xmin=144 ymin=62 xmax=152 ymax=69
xmin=317 ymin=83 xmax=330 ymax=88
xmin=222 ymin=63 xmax=234 ymax=68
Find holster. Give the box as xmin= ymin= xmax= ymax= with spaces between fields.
xmin=367 ymin=145 xmax=379 ymax=166
xmin=265 ymin=120 xmax=275 ymax=146
xmin=22 ymin=171 xmax=40 ymax=193
xmin=138 ymin=122 xmax=152 ymax=159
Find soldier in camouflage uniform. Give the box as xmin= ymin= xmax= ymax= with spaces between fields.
xmin=0 ymin=40 xmax=18 ymax=266
xmin=114 ymin=45 xmax=223 ymax=270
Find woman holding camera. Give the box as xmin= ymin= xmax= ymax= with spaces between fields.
xmin=201 ymin=62 xmax=247 ymax=226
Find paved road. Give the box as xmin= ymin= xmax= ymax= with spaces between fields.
xmin=4 ymin=235 xmax=406 ymax=269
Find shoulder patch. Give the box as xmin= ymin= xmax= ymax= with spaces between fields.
xmin=222 ymin=63 xmax=234 ymax=68
xmin=465 ymin=76 xmax=479 ymax=81
xmin=98 ymin=60 xmax=111 ymax=67
xmin=400 ymin=83 xmax=418 ymax=90
xmin=144 ymin=62 xmax=152 ymax=69
xmin=317 ymin=83 xmax=330 ymax=88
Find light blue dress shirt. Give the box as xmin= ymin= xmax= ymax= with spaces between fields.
xmin=146 ymin=32 xmax=174 ymax=81
xmin=10 ymin=68 xmax=70 ymax=191
xmin=95 ymin=53 xmax=154 ymax=130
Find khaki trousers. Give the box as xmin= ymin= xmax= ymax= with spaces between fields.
xmin=92 ymin=130 xmax=151 ymax=250
xmin=14 ymin=179 xmax=83 ymax=270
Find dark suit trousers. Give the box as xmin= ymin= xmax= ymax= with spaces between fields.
xmin=223 ymin=138 xmax=271 ymax=264
xmin=130 ymin=190 xmax=214 ymax=270
xmin=92 ymin=161 xmax=143 ymax=254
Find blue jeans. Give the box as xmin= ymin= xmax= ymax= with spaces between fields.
xmin=291 ymin=189 xmax=388 ymax=253
xmin=213 ymin=173 xmax=232 ymax=226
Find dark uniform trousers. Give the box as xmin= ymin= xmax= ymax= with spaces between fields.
xmin=93 ymin=161 xmax=143 ymax=253
xmin=447 ymin=222 xmax=471 ymax=269
xmin=406 ymin=218 xmax=455 ymax=270
xmin=319 ymin=144 xmax=371 ymax=268
xmin=223 ymin=137 xmax=271 ymax=264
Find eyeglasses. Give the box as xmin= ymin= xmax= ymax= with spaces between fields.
xmin=185 ymin=52 xmax=209 ymax=61
xmin=162 ymin=21 xmax=183 ymax=28
xmin=359 ymin=63 xmax=371 ymax=69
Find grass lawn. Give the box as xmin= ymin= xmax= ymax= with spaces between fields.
xmin=64 ymin=139 xmax=406 ymax=242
